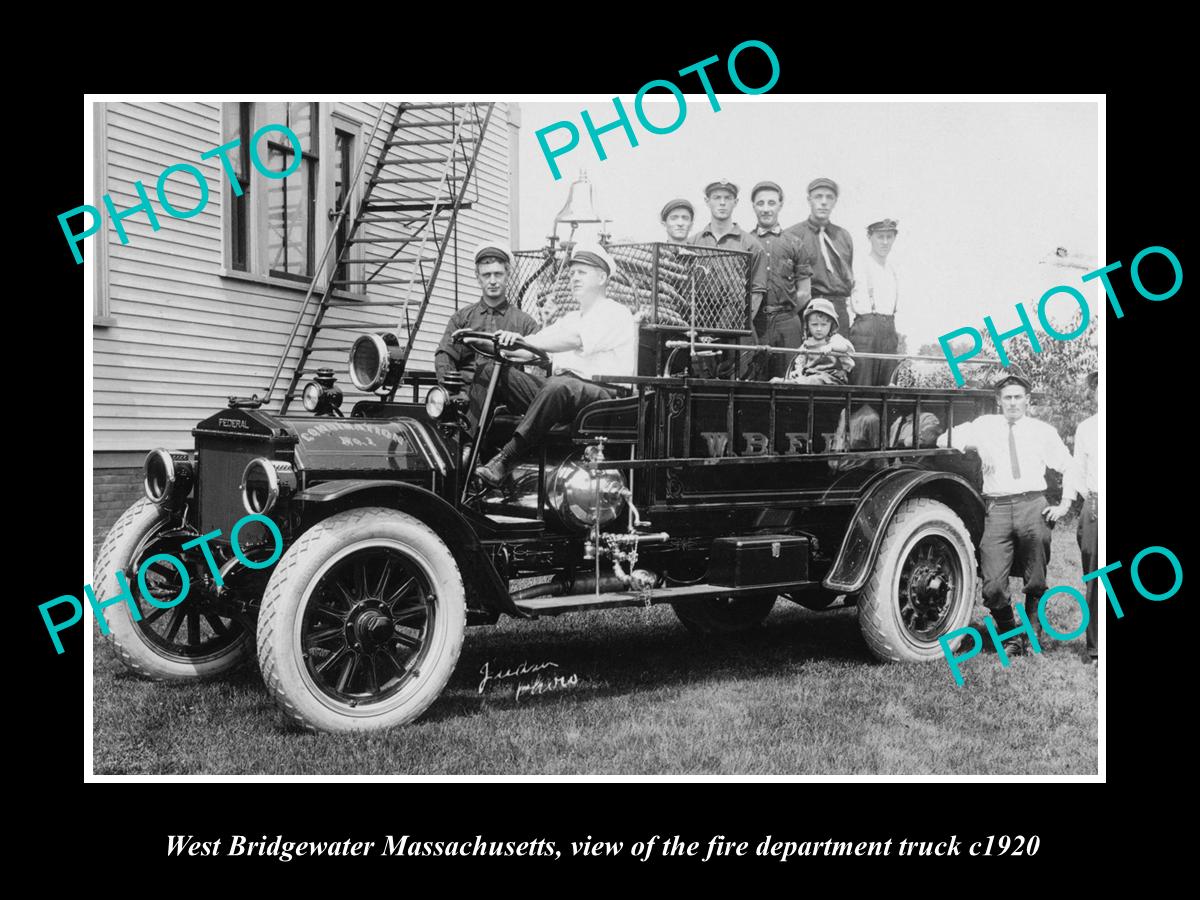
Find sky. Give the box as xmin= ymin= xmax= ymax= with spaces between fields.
xmin=515 ymin=99 xmax=1099 ymax=348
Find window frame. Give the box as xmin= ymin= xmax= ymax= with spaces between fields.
xmin=264 ymin=102 xmax=319 ymax=282
xmin=92 ymin=101 xmax=114 ymax=326
xmin=328 ymin=110 xmax=367 ymax=296
xmin=229 ymin=102 xmax=252 ymax=273
xmin=220 ymin=101 xmax=355 ymax=295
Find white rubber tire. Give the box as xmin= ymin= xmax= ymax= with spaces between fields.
xmin=256 ymin=507 xmax=466 ymax=734
xmin=95 ymin=499 xmax=252 ymax=680
xmin=857 ymin=497 xmax=978 ymax=662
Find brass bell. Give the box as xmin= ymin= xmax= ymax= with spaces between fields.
xmin=554 ymin=172 xmax=606 ymax=226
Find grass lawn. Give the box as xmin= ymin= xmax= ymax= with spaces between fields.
xmin=91 ymin=524 xmax=1097 ymax=775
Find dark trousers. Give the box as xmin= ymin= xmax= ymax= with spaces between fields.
xmin=1078 ymin=492 xmax=1099 ymax=657
xmin=981 ymin=494 xmax=1051 ymax=615
xmin=748 ymin=309 xmax=804 ymax=381
xmin=471 ymin=360 xmax=619 ymax=448
xmin=848 ymin=313 xmax=899 ymax=386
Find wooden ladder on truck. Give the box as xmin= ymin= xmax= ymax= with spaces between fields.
xmin=265 ymin=101 xmax=495 ymax=414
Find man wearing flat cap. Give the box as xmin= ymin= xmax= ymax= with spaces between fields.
xmin=472 ymin=243 xmax=638 ymax=487
xmin=690 ymin=180 xmax=767 ymax=377
xmin=848 ymin=218 xmax=901 ymax=386
xmin=937 ymin=371 xmax=1076 ymax=657
xmin=785 ymin=177 xmax=854 ymax=336
xmin=660 ymin=198 xmax=694 ymax=245
xmin=1056 ymin=370 xmax=1099 ymax=665
xmin=748 ymin=181 xmax=815 ymax=380
xmin=435 ymin=242 xmax=538 ymax=408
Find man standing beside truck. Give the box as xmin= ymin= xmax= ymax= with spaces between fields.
xmin=937 ymin=372 xmax=1076 ymax=657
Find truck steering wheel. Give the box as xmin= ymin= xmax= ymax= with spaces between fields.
xmin=452 ymin=329 xmax=552 ymax=369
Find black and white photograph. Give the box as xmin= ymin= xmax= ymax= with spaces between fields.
xmin=80 ymin=94 xmax=1106 ymax=777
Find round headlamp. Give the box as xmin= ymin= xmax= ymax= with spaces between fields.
xmin=143 ymin=448 xmax=194 ymax=508
xmin=302 ymin=379 xmax=343 ymax=415
xmin=302 ymin=382 xmax=323 ymax=411
xmin=349 ymin=332 xmax=404 ymax=393
xmin=240 ymin=458 xmax=297 ymax=516
xmin=425 ymin=386 xmax=448 ymax=420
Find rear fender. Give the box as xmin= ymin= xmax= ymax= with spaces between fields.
xmin=823 ymin=469 xmax=985 ymax=593
xmin=294 ymin=480 xmax=517 ymax=618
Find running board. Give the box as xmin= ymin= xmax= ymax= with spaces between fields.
xmin=514 ymin=580 xmax=816 ymax=616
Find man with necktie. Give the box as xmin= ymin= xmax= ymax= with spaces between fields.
xmin=785 ymin=177 xmax=854 ymax=336
xmin=937 ymin=372 xmax=1076 ymax=657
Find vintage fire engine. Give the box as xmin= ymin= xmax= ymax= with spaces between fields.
xmin=95 ymin=110 xmax=991 ymax=732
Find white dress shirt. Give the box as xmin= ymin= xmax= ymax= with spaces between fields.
xmin=536 ymin=295 xmax=637 ymax=380
xmin=850 ymin=254 xmax=899 ymax=316
xmin=1062 ymin=413 xmax=1098 ymax=501
xmin=936 ymin=413 xmax=1074 ymax=496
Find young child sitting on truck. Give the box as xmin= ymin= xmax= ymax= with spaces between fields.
xmin=772 ymin=298 xmax=857 ymax=385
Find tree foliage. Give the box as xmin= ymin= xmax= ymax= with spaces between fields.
xmin=1006 ymin=311 xmax=1097 ymax=448
xmin=898 ymin=313 xmax=1096 ymax=447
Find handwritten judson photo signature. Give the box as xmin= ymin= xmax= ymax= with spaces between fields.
xmin=477 ymin=660 xmax=580 ymax=702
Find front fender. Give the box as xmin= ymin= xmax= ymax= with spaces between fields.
xmin=294 ymin=480 xmax=519 ymax=618
xmin=823 ymin=469 xmax=985 ymax=593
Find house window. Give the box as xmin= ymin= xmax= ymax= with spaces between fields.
xmin=223 ymin=102 xmax=320 ymax=283
xmin=264 ymin=102 xmax=318 ymax=280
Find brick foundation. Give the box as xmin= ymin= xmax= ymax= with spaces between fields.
xmin=93 ymin=463 xmax=144 ymax=553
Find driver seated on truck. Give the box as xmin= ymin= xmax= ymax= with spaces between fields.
xmin=471 ymin=243 xmax=638 ymax=488
xmin=434 ymin=241 xmax=539 ymax=423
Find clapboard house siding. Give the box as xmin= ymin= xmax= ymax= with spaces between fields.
xmin=94 ymin=101 xmax=517 ymax=456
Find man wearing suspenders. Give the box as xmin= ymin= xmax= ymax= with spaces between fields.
xmin=848 ymin=218 xmax=901 ymax=386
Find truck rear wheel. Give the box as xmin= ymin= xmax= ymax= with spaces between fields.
xmin=858 ymin=497 xmax=977 ymax=662
xmin=672 ymin=595 xmax=777 ymax=635
xmin=256 ymin=508 xmax=466 ymax=734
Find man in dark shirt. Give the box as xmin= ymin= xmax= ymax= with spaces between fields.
xmin=690 ymin=180 xmax=766 ymax=378
xmin=785 ymin=177 xmax=855 ymax=335
xmin=434 ymin=242 xmax=539 ymax=402
xmin=750 ymin=181 xmax=815 ymax=380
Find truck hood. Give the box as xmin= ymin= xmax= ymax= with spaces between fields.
xmin=286 ymin=418 xmax=446 ymax=474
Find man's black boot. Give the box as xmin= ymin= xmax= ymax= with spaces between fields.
xmin=476 ymin=451 xmax=515 ymax=488
xmin=1024 ymin=595 xmax=1049 ymax=652
xmin=991 ymin=605 xmax=1026 ymax=659
xmin=1001 ymin=635 xmax=1027 ymax=658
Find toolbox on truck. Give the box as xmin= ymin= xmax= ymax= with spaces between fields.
xmin=707 ymin=534 xmax=810 ymax=588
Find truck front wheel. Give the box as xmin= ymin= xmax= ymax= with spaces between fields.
xmin=857 ymin=497 xmax=977 ymax=662
xmin=257 ymin=508 xmax=466 ymax=733
xmin=96 ymin=499 xmax=252 ymax=681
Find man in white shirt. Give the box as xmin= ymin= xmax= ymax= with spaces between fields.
xmin=848 ymin=218 xmax=901 ymax=386
xmin=1052 ymin=370 xmax=1099 ymax=663
xmin=936 ymin=372 xmax=1075 ymax=655
xmin=472 ymin=244 xmax=637 ymax=487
